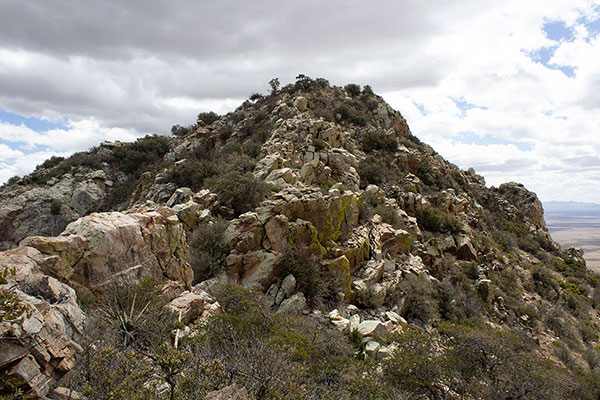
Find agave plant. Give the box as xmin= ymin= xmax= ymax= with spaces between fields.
xmin=99 ymin=291 xmax=151 ymax=347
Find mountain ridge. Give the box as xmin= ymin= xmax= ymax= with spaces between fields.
xmin=1 ymin=76 xmax=600 ymax=399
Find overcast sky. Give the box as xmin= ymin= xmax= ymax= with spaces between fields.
xmin=1 ymin=0 xmax=599 ymax=203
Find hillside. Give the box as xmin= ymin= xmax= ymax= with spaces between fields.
xmin=1 ymin=76 xmax=600 ymax=399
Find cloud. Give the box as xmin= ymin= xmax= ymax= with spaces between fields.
xmin=0 ymin=0 xmax=599 ymax=203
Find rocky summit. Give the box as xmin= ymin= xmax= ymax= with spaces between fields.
xmin=1 ymin=76 xmax=599 ymax=399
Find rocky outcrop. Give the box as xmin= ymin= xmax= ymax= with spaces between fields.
xmin=0 ymin=205 xmax=200 ymax=396
xmin=0 ymin=170 xmax=112 ymax=251
xmin=0 ymin=247 xmax=85 ymax=397
xmin=21 ymin=207 xmax=193 ymax=291
xmin=496 ymin=182 xmax=547 ymax=231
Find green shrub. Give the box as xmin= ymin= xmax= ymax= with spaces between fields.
xmin=358 ymin=156 xmax=388 ymax=188
xmin=416 ymin=207 xmax=462 ymax=233
xmin=395 ymin=274 xmax=439 ymax=324
xmin=362 ymin=130 xmax=397 ymax=153
xmin=518 ymin=236 xmax=540 ymax=254
xmin=207 ymin=172 xmax=273 ymax=217
xmin=312 ymin=138 xmax=328 ymax=152
xmin=334 ymin=104 xmax=367 ymax=126
xmin=279 ymin=247 xmax=341 ymax=308
xmin=50 ymin=200 xmax=61 ymax=215
xmin=112 ymin=135 xmax=170 ymax=175
xmin=197 ymin=111 xmax=219 ymax=126
xmin=188 ymin=219 xmax=230 ymax=283
xmin=167 ymin=159 xmax=217 ymax=191
xmin=171 ymin=124 xmax=189 ymax=136
xmin=344 ymin=83 xmax=362 ymax=97
xmin=39 ymin=155 xmax=65 ymax=169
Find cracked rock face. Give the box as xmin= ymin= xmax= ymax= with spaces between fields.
xmin=0 ymin=205 xmax=197 ymax=395
xmin=21 ymin=207 xmax=193 ymax=292
xmin=0 ymin=246 xmax=85 ymax=398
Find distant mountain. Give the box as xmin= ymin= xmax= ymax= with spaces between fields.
xmin=544 ymin=201 xmax=600 ymax=216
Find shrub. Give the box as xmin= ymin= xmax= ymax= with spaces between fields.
xmin=358 ymin=156 xmax=388 ymax=188
xmin=279 ymin=247 xmax=341 ymax=308
xmin=197 ymin=111 xmax=219 ymax=126
xmin=312 ymin=138 xmax=328 ymax=152
xmin=50 ymin=200 xmax=61 ymax=215
xmin=39 ymin=155 xmax=65 ymax=169
xmin=207 ymin=172 xmax=273 ymax=217
xmin=334 ymin=104 xmax=367 ymax=126
xmin=362 ymin=130 xmax=397 ymax=153
xmin=392 ymin=274 xmax=439 ymax=324
xmin=171 ymin=124 xmax=188 ymax=137
xmin=188 ymin=219 xmax=231 ymax=283
xmin=249 ymin=92 xmax=263 ymax=101
xmin=112 ymin=135 xmax=170 ymax=175
xmin=416 ymin=207 xmax=462 ymax=234
xmin=518 ymin=236 xmax=540 ymax=254
xmin=167 ymin=159 xmax=217 ymax=191
xmin=344 ymin=83 xmax=362 ymax=97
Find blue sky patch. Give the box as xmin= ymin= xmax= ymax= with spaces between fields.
xmin=526 ymin=45 xmax=576 ymax=78
xmin=455 ymin=132 xmax=534 ymax=152
xmin=413 ymin=101 xmax=427 ymax=116
xmin=0 ymin=108 xmax=70 ymax=132
xmin=543 ymin=20 xmax=575 ymax=42
xmin=451 ymin=97 xmax=487 ymax=118
xmin=578 ymin=4 xmax=600 ymax=40
xmin=0 ymin=138 xmax=52 ymax=155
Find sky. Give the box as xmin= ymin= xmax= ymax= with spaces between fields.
xmin=0 ymin=0 xmax=599 ymax=203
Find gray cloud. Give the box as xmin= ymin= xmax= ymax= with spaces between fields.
xmin=1 ymin=0 xmax=599 ymax=203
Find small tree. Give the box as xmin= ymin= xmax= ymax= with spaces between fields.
xmin=268 ymin=78 xmax=280 ymax=95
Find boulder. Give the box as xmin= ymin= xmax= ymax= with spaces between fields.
xmin=167 ymin=287 xmax=221 ymax=324
xmin=365 ymin=341 xmax=380 ymax=358
xmin=263 ymin=215 xmax=289 ymax=253
xmin=22 ymin=208 xmax=193 ymax=291
xmin=497 ymin=182 xmax=546 ymax=231
xmin=357 ymin=320 xmax=388 ymax=340
xmin=0 ymin=172 xmax=110 ymax=250
xmin=274 ymin=274 xmax=296 ymax=305
xmin=293 ymin=96 xmax=308 ymax=112
xmin=224 ymin=212 xmax=264 ymax=253
xmin=226 ymin=251 xmax=282 ymax=290
xmin=369 ymin=224 xmax=411 ymax=260
xmin=277 ymin=292 xmax=307 ymax=314
xmin=455 ymin=234 xmax=478 ymax=261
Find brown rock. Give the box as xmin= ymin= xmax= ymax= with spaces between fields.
xmin=455 ymin=234 xmax=477 ymax=261
xmin=264 ymin=214 xmax=289 ymax=253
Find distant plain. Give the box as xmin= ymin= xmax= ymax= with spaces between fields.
xmin=545 ymin=202 xmax=600 ymax=273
